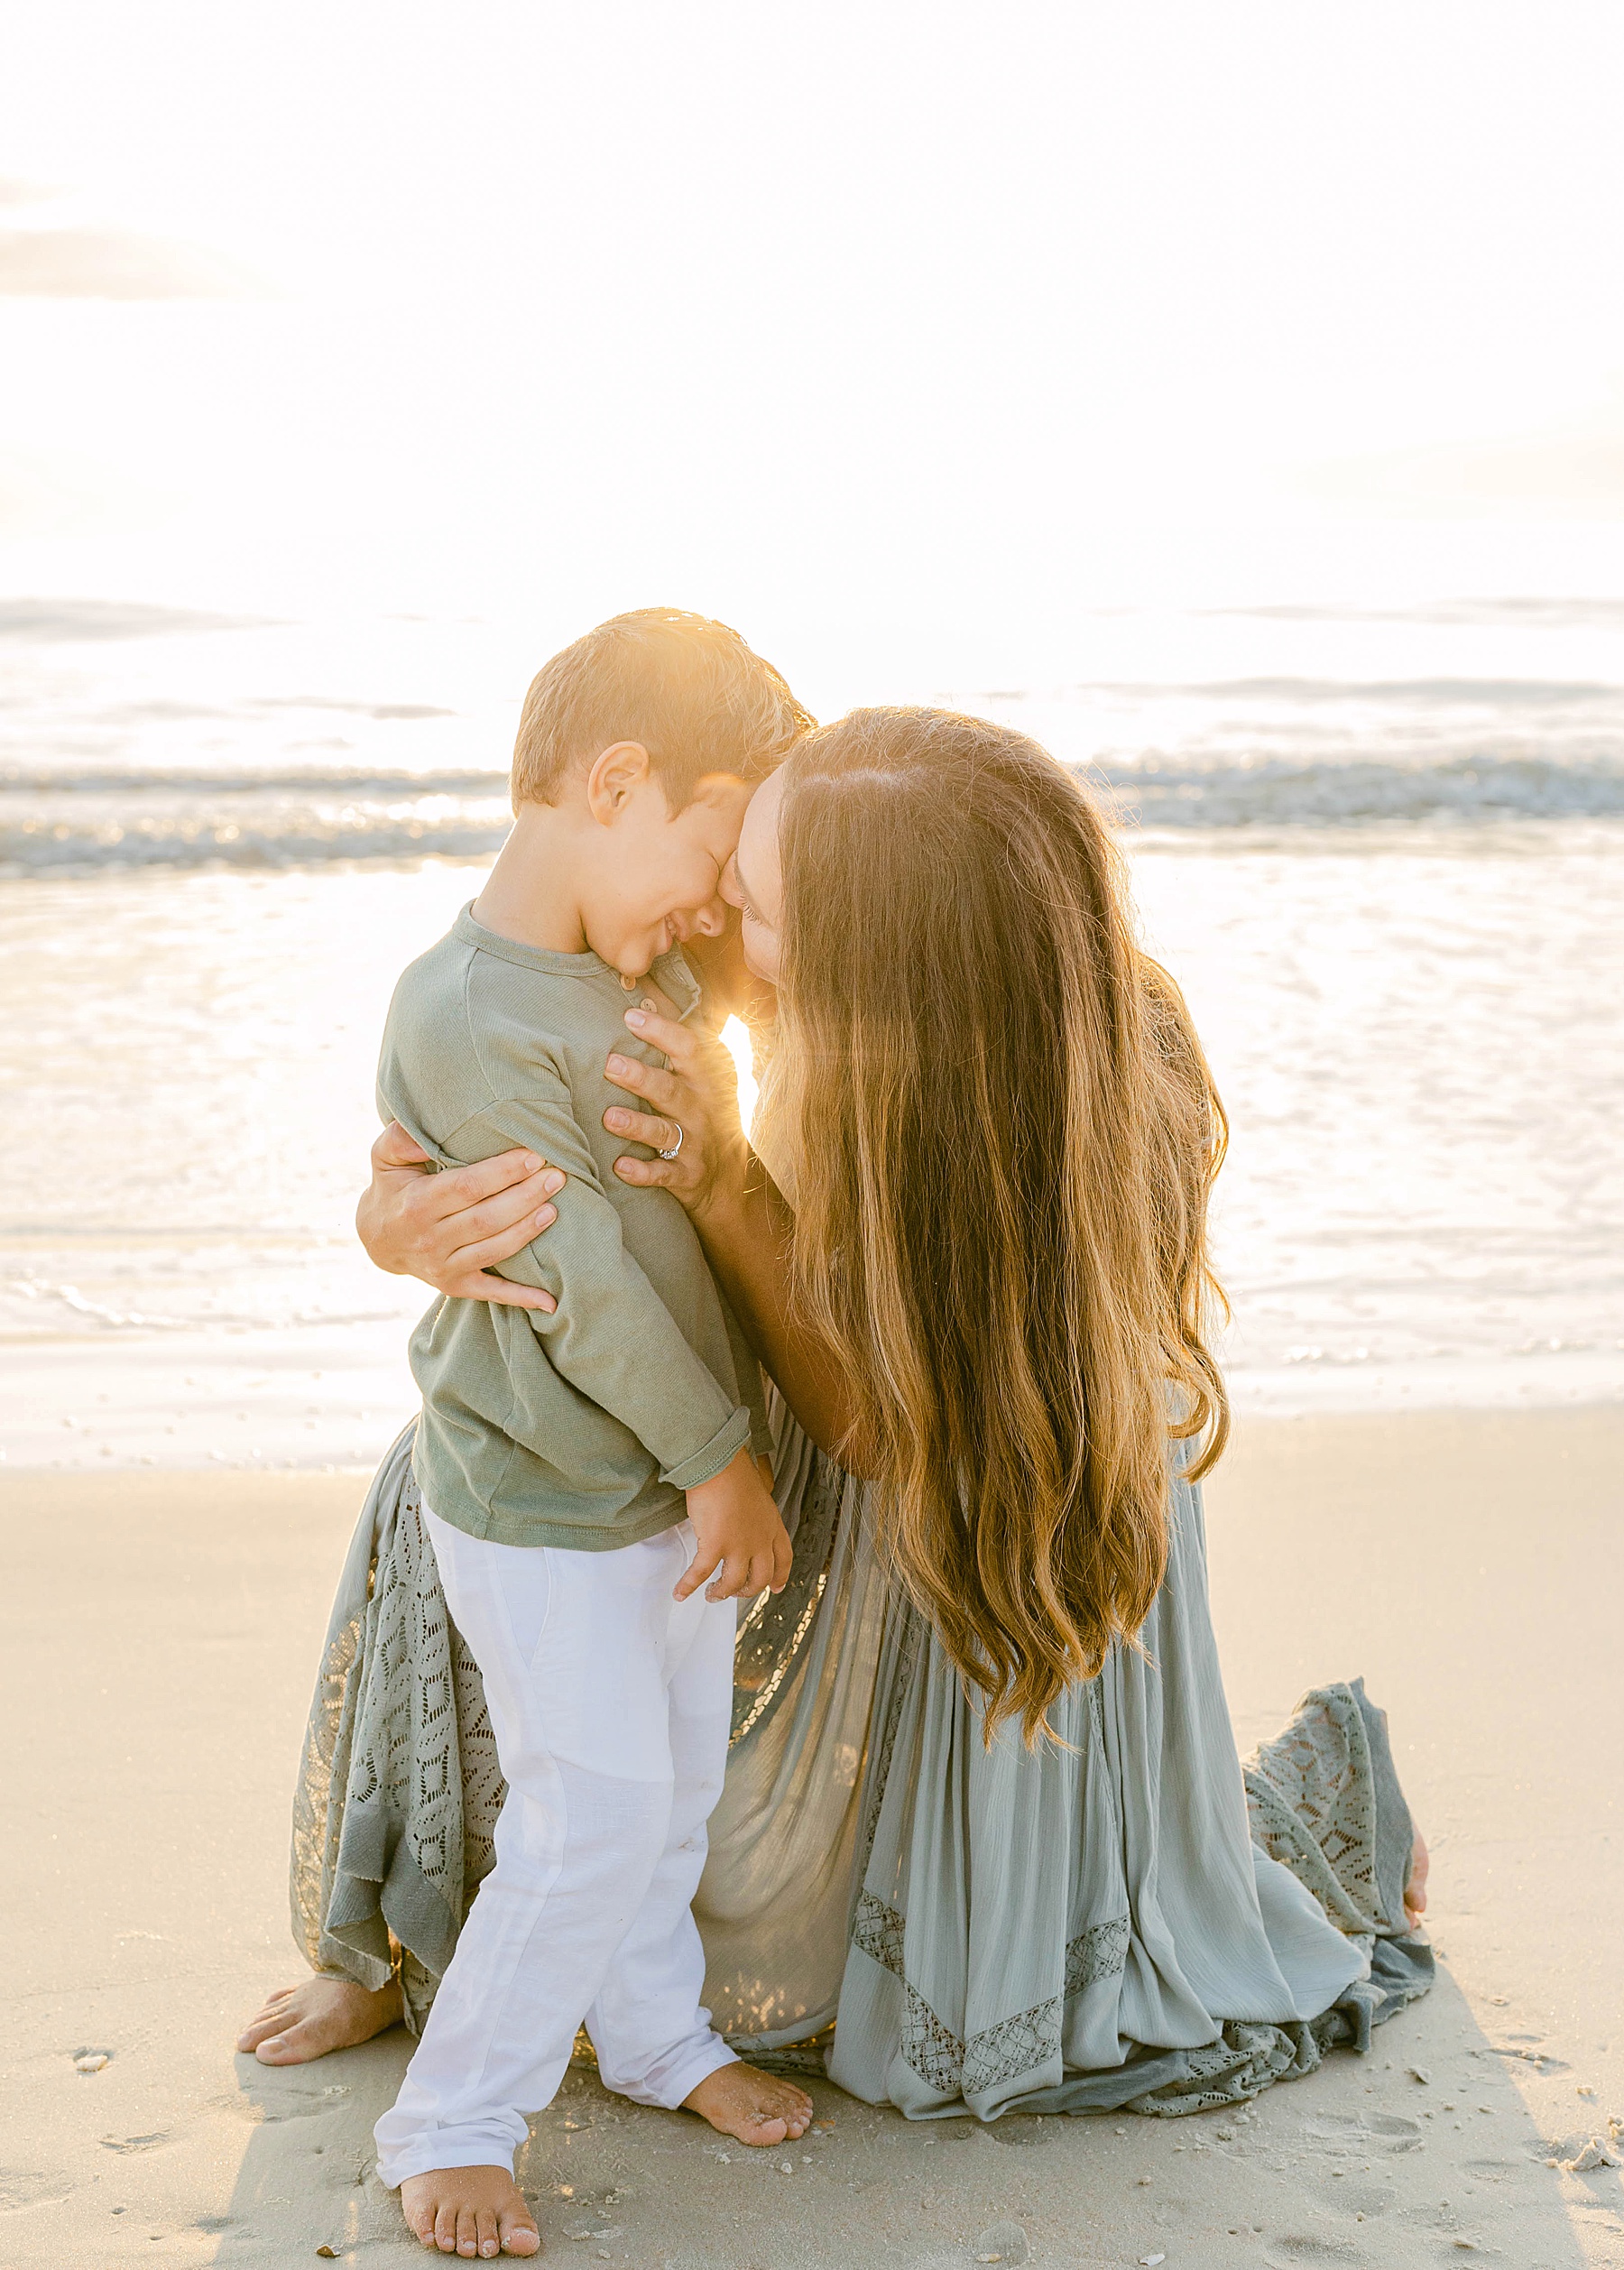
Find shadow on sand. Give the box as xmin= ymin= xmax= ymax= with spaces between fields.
xmin=212 ymin=1962 xmax=1610 ymax=2268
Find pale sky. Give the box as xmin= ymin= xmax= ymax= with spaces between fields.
xmin=3 ymin=1 xmax=1623 ymax=682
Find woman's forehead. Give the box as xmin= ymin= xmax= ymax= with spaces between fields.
xmin=739 ymin=768 xmax=786 ymax=887
xmin=744 ymin=765 xmax=786 ymax=827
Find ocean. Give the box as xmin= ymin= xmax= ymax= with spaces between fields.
xmin=5 ymin=595 xmax=1621 ymax=1472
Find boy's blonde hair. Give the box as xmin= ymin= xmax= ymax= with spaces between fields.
xmin=511 ymin=608 xmax=813 ymax=812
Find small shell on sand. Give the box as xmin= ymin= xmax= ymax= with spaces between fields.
xmin=1408 ymin=2066 xmax=1432 ymax=2083
xmin=974 ymin=2224 xmax=1029 ymax=2265
xmin=1560 ymin=2139 xmax=1620 ymax=2173
xmin=73 ymin=2052 xmax=110 ymax=2074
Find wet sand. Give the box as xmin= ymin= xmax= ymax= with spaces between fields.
xmin=3 ymin=1407 xmax=1621 ymax=2268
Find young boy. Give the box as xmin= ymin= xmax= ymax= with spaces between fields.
xmin=372 ymin=611 xmax=816 ymax=2259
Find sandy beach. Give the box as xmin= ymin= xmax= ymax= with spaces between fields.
xmin=4 ymin=1406 xmax=1620 ymax=2270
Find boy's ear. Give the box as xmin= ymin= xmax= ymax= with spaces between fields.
xmin=585 ymin=741 xmax=654 ymax=824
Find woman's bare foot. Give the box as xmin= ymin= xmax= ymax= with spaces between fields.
xmin=1405 ymin=1827 xmax=1430 ymax=1929
xmin=682 ymin=2061 xmax=814 ymax=2146
xmin=400 ymin=2167 xmax=540 ymax=2258
xmin=235 ymin=1974 xmax=403 ymax=2065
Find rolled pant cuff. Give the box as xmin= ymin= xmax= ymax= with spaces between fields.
xmin=374 ymin=2132 xmax=520 ymax=2191
xmin=633 ymin=2035 xmax=740 ymax=2112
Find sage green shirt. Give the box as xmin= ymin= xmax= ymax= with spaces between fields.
xmin=377 ymin=903 xmax=762 ymax=1551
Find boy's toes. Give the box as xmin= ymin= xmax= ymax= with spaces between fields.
xmin=499 ymin=2209 xmax=541 ymax=2258
xmin=399 ymin=2173 xmax=536 ymax=2260
xmin=682 ymin=2061 xmax=818 ymax=2148
xmin=399 ymin=2181 xmax=437 ymax=2245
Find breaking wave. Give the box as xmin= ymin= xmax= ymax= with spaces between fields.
xmin=1 ymin=767 xmax=513 ymax=874
xmin=1100 ymin=752 xmax=1624 ymax=829
xmin=4 ymin=744 xmax=1623 ymax=876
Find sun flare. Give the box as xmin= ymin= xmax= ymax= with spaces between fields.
xmin=719 ymin=1013 xmax=758 ymax=1140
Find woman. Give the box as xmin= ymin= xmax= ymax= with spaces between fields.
xmin=243 ymin=709 xmax=1430 ymax=2127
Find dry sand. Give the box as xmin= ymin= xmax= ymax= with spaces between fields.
xmin=3 ymin=1407 xmax=1621 ymax=2269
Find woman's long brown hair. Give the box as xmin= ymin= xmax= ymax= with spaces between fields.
xmin=774 ymin=709 xmax=1229 ymax=1744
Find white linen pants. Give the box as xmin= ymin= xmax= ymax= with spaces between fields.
xmin=374 ymin=1509 xmax=739 ymax=2187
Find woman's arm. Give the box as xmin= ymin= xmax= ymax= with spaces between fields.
xmin=354 ymin=1011 xmax=872 ymax=1466
xmin=689 ymin=1159 xmax=872 ymax=1472
xmin=604 ymin=1008 xmax=875 ymax=1472
xmin=356 ymin=1121 xmax=566 ymax=1309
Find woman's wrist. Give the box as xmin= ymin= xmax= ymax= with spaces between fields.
xmin=689 ymin=1139 xmax=752 ymax=1238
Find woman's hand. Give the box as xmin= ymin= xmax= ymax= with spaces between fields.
xmin=356 ymin=1121 xmax=565 ymax=1310
xmin=1405 ymin=1827 xmax=1430 ymax=1931
xmin=603 ymin=1006 xmax=750 ymax=1217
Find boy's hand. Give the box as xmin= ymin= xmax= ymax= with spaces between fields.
xmin=678 ymin=1447 xmax=793 ymax=1602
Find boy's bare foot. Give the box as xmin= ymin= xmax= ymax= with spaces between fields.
xmin=400 ymin=2167 xmax=540 ymax=2258
xmin=236 ymin=1974 xmax=403 ymax=2064
xmin=683 ymin=2060 xmax=814 ymax=2146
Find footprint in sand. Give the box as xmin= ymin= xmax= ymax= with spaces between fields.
xmin=1325 ymin=2182 xmax=1398 ymax=2218
xmin=1493 ymin=2038 xmax=1570 ymax=2075
xmin=228 ymin=2081 xmax=352 ymax=2124
xmin=0 ymin=2171 xmax=78 ymax=2215
xmin=1306 ymin=2109 xmax=1424 ymax=2158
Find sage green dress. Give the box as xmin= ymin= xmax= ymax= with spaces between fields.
xmin=291 ymin=1401 xmax=1430 ymax=2121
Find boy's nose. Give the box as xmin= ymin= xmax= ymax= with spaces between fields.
xmin=690 ymin=897 xmax=727 ymax=938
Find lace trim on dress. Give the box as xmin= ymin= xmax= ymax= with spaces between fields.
xmin=853 ymin=1891 xmax=1132 ymax=2098
xmin=1066 ymin=1914 xmax=1133 ymax=1996
xmin=291 ymin=1442 xmax=507 ymax=2030
xmin=1242 ymin=1678 xmax=1407 ymax=1938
